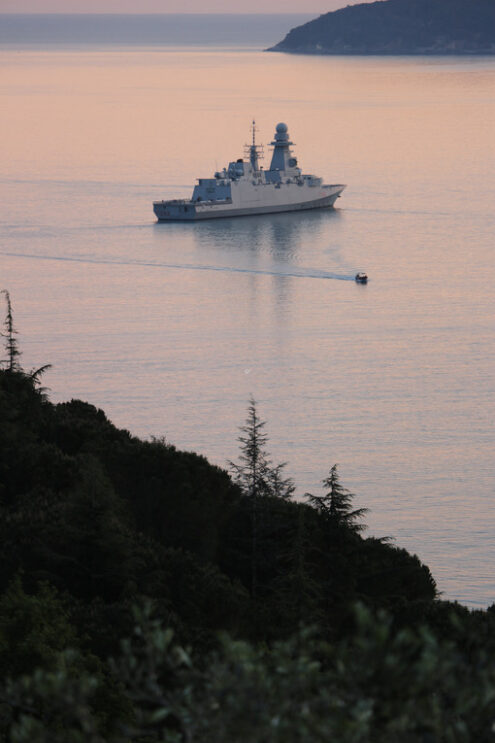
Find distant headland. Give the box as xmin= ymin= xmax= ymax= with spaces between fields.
xmin=268 ymin=0 xmax=495 ymax=55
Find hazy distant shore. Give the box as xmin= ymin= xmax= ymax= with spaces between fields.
xmin=0 ymin=13 xmax=313 ymax=48
xmin=268 ymin=0 xmax=495 ymax=55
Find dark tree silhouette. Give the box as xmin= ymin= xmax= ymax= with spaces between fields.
xmin=229 ymin=397 xmax=294 ymax=501
xmin=306 ymin=464 xmax=368 ymax=534
xmin=1 ymin=290 xmax=21 ymax=372
xmin=275 ymin=505 xmax=323 ymax=628
xmin=270 ymin=0 xmax=495 ymax=55
xmin=229 ymin=398 xmax=294 ymax=598
xmin=1 ymin=290 xmax=51 ymax=385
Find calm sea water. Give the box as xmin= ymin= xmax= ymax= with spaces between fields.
xmin=1 ymin=15 xmax=494 ymax=607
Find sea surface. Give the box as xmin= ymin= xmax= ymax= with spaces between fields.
xmin=1 ymin=15 xmax=494 ymax=607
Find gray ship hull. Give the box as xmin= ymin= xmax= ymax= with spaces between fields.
xmin=153 ymin=189 xmax=343 ymax=222
xmin=153 ymin=122 xmax=345 ymax=222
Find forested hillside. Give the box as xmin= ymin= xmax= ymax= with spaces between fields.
xmin=2 ymin=290 xmax=495 ymax=741
xmin=269 ymin=0 xmax=495 ymax=55
xmin=0 ymin=366 xmax=436 ymax=649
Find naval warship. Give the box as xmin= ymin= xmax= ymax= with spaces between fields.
xmin=153 ymin=122 xmax=345 ymax=221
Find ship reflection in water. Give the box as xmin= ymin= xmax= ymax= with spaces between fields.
xmin=152 ymin=207 xmax=345 ymax=284
xmin=193 ymin=208 xmax=341 ymax=260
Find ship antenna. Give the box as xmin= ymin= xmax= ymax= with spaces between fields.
xmin=245 ymin=119 xmax=263 ymax=170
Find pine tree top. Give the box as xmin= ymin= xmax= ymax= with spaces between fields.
xmin=306 ymin=464 xmax=368 ymax=533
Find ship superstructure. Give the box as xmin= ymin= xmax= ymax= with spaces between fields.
xmin=153 ymin=122 xmax=345 ymax=221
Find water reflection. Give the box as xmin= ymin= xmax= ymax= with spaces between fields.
xmin=151 ymin=206 xmax=348 ymax=283
xmin=190 ymin=208 xmax=341 ymax=262
xmin=152 ymin=207 xmax=344 ymax=328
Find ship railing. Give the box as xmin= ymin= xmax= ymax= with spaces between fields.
xmin=153 ymin=198 xmax=190 ymax=206
xmin=154 ymin=196 xmax=233 ymax=208
xmin=196 ymin=197 xmax=233 ymax=206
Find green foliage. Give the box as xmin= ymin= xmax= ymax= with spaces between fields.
xmin=48 ymin=400 xmax=239 ymax=567
xmin=272 ymin=504 xmax=324 ymax=629
xmin=1 ymin=660 xmax=104 ymax=743
xmin=0 ymin=576 xmax=77 ymax=678
xmin=108 ymin=603 xmax=192 ymax=741
xmin=4 ymin=604 xmax=495 ymax=742
xmin=103 ymin=604 xmax=495 ymax=742
xmin=0 ymin=367 xmax=438 ymax=650
xmin=355 ymin=539 xmax=438 ymax=606
xmin=0 ymin=361 xmax=468 ymax=741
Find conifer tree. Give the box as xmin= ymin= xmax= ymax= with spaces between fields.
xmin=1 ymin=290 xmax=21 ymax=372
xmin=306 ymin=464 xmax=368 ymax=534
xmin=267 ymin=463 xmax=295 ymax=502
xmin=229 ymin=398 xmax=294 ymax=598
xmin=1 ymin=290 xmax=51 ymax=386
xmin=229 ymin=397 xmax=294 ymax=501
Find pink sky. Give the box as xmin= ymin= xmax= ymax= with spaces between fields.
xmin=0 ymin=0 xmax=374 ymax=13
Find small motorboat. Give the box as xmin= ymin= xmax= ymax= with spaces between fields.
xmin=355 ymin=272 xmax=368 ymax=284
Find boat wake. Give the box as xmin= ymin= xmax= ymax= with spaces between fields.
xmin=1 ymin=250 xmax=356 ymax=282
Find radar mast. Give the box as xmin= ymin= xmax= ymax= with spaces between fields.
xmin=245 ymin=119 xmax=264 ymax=173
